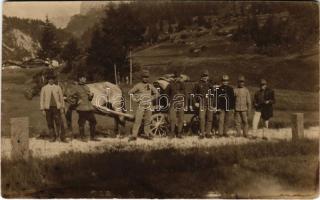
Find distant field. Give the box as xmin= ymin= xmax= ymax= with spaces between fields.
xmin=1 ymin=68 xmax=319 ymax=137
xmin=133 ymin=36 xmax=319 ymax=92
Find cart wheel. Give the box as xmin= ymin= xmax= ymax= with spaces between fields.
xmin=149 ymin=113 xmax=169 ymax=137
xmin=190 ymin=115 xmax=200 ymax=135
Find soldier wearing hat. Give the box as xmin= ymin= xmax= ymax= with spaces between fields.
xmin=128 ymin=69 xmax=159 ymax=141
xmin=70 ymin=73 xmax=99 ymax=142
xmin=252 ymin=79 xmax=275 ymax=138
xmin=167 ymin=71 xmax=187 ymax=138
xmin=40 ymin=73 xmax=67 ymax=142
xmin=63 ymin=77 xmax=79 ymax=134
xmin=234 ymin=75 xmax=251 ymax=137
xmin=217 ymin=74 xmax=235 ymax=137
xmin=193 ymin=69 xmax=214 ymax=139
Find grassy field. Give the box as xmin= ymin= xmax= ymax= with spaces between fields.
xmin=133 ymin=36 xmax=319 ymax=92
xmin=2 ymin=139 xmax=318 ymax=198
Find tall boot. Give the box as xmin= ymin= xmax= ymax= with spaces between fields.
xmin=49 ymin=128 xmax=56 ymax=142
xmin=90 ymin=125 xmax=100 ymax=141
xmin=79 ymin=126 xmax=87 ymax=142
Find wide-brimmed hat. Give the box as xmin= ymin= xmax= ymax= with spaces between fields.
xmin=46 ymin=73 xmax=56 ymax=80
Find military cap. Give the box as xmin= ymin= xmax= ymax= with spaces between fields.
xmin=238 ymin=75 xmax=245 ymax=82
xmin=222 ymin=74 xmax=229 ymax=81
xmin=77 ymin=72 xmax=87 ymax=79
xmin=201 ymin=70 xmax=209 ymax=76
xmin=260 ymin=79 xmax=267 ymax=85
xmin=173 ymin=71 xmax=181 ymax=77
xmin=141 ymin=69 xmax=150 ymax=77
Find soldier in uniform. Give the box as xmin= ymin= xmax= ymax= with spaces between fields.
xmin=217 ymin=74 xmax=235 ymax=137
xmin=63 ymin=79 xmax=79 ymax=134
xmin=128 ymin=69 xmax=159 ymax=141
xmin=167 ymin=71 xmax=187 ymax=139
xmin=71 ymin=74 xmax=99 ymax=142
xmin=234 ymin=75 xmax=251 ymax=137
xmin=193 ymin=70 xmax=214 ymax=139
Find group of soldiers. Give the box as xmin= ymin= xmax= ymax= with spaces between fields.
xmin=39 ymin=68 xmax=275 ymax=142
xmin=128 ymin=69 xmax=275 ymax=141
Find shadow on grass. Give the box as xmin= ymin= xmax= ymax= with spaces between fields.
xmin=2 ymin=139 xmax=319 ymax=198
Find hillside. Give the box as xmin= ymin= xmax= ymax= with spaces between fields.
xmin=133 ymin=29 xmax=318 ymax=92
xmin=2 ymin=16 xmax=71 ymax=62
xmin=64 ymin=2 xmax=107 ymax=38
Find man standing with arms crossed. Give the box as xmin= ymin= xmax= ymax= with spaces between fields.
xmin=234 ymin=75 xmax=251 ymax=137
xmin=128 ymin=69 xmax=159 ymax=141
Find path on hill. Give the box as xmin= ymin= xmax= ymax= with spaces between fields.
xmin=1 ymin=127 xmax=318 ymax=159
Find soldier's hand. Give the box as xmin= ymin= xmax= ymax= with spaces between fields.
xmin=195 ymin=103 xmax=200 ymax=107
xmin=60 ymin=108 xmax=65 ymax=114
xmin=42 ymin=110 xmax=46 ymax=116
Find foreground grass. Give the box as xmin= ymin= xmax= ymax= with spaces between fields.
xmin=2 ymin=139 xmax=319 ymax=198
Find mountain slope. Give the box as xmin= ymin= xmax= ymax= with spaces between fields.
xmin=3 ymin=28 xmax=40 ymax=61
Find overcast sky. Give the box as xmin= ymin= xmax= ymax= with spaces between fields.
xmin=3 ymin=1 xmax=81 ymax=20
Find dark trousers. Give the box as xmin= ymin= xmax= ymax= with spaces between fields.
xmin=169 ymin=106 xmax=184 ymax=136
xmin=77 ymin=111 xmax=97 ymax=138
xmin=45 ymin=106 xmax=65 ymax=139
xmin=218 ymin=110 xmax=232 ymax=136
xmin=65 ymin=104 xmax=76 ymax=130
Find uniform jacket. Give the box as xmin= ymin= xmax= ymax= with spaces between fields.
xmin=129 ymin=82 xmax=159 ymax=106
xmin=71 ymin=84 xmax=94 ymax=111
xmin=40 ymin=84 xmax=65 ymax=110
xmin=167 ymin=79 xmax=187 ymax=107
xmin=217 ymin=85 xmax=235 ymax=111
xmin=193 ymin=79 xmax=213 ymax=106
xmin=234 ymin=87 xmax=251 ymax=111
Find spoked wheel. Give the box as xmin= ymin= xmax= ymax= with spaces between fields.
xmin=149 ymin=113 xmax=169 ymax=137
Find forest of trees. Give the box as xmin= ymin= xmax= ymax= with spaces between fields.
xmin=6 ymin=1 xmax=317 ymax=82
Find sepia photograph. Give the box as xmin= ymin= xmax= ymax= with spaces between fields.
xmin=1 ymin=0 xmax=319 ymax=198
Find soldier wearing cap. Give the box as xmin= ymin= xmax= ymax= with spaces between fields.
xmin=193 ymin=69 xmax=214 ymax=139
xmin=128 ymin=69 xmax=159 ymax=141
xmin=234 ymin=75 xmax=251 ymax=137
xmin=70 ymin=74 xmax=99 ymax=142
xmin=252 ymin=79 xmax=275 ymax=137
xmin=40 ymin=73 xmax=67 ymax=142
xmin=167 ymin=71 xmax=187 ymax=139
xmin=217 ymin=74 xmax=235 ymax=137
